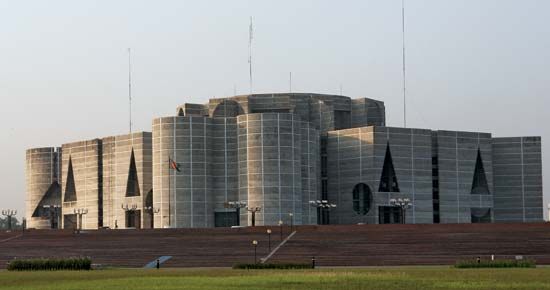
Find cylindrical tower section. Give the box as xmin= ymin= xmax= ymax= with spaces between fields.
xmin=153 ymin=116 xmax=213 ymax=228
xmin=237 ymin=113 xmax=302 ymax=226
xmin=300 ymin=121 xmax=320 ymax=225
xmin=25 ymin=147 xmax=62 ymax=229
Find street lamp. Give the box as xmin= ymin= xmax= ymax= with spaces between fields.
xmin=246 ymin=206 xmax=262 ymax=227
xmin=224 ymin=201 xmax=247 ymax=226
xmin=252 ymin=240 xmax=258 ymax=264
xmin=547 ymin=203 xmax=550 ymax=223
xmin=309 ymin=200 xmax=337 ymax=225
xmin=289 ymin=213 xmax=294 ymax=232
xmin=389 ymin=198 xmax=412 ymax=224
xmin=42 ymin=205 xmax=61 ymax=229
xmin=143 ymin=206 xmax=160 ymax=228
xmin=2 ymin=209 xmax=17 ymax=231
xmin=278 ymin=220 xmax=283 ymax=241
xmin=73 ymin=208 xmax=88 ymax=232
xmin=266 ymin=229 xmax=272 ymax=252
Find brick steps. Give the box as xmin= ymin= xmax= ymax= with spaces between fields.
xmin=1 ymin=223 xmax=550 ymax=268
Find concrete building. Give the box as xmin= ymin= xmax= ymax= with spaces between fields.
xmin=26 ymin=93 xmax=543 ymax=229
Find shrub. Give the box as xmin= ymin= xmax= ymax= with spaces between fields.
xmin=7 ymin=257 xmax=92 ymax=271
xmin=233 ymin=263 xmax=312 ymax=270
xmin=454 ymin=259 xmax=535 ymax=269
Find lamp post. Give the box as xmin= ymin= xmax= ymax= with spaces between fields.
xmin=309 ymin=200 xmax=337 ymax=225
xmin=224 ymin=201 xmax=247 ymax=226
xmin=289 ymin=213 xmax=294 ymax=232
xmin=252 ymin=240 xmax=258 ymax=264
xmin=278 ymin=220 xmax=283 ymax=241
xmin=143 ymin=206 xmax=160 ymax=228
xmin=2 ymin=209 xmax=17 ymax=231
xmin=266 ymin=229 xmax=272 ymax=252
xmin=73 ymin=208 xmax=88 ymax=232
xmin=547 ymin=203 xmax=550 ymax=223
xmin=246 ymin=206 xmax=262 ymax=227
xmin=122 ymin=204 xmax=139 ymax=229
xmin=43 ymin=205 xmax=61 ymax=229
xmin=389 ymin=197 xmax=412 ymax=224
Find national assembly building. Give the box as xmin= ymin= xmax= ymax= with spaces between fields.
xmin=25 ymin=93 xmax=543 ymax=229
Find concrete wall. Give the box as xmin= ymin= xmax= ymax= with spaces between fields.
xmin=102 ymin=132 xmax=152 ymax=229
xmin=493 ymin=137 xmax=543 ymax=222
xmin=152 ymin=116 xmax=214 ymax=228
xmin=327 ymin=126 xmax=433 ymax=224
xmin=61 ymin=139 xmax=102 ymax=230
xmin=211 ymin=117 xmax=239 ymax=219
xmin=25 ymin=147 xmax=61 ymax=229
xmin=237 ymin=113 xmax=304 ymax=226
xmin=435 ymin=131 xmax=494 ymax=223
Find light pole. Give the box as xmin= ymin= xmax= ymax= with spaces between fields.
xmin=143 ymin=206 xmax=160 ymax=228
xmin=309 ymin=200 xmax=337 ymax=225
xmin=73 ymin=208 xmax=88 ymax=232
xmin=252 ymin=240 xmax=258 ymax=264
xmin=547 ymin=203 xmax=550 ymax=223
xmin=246 ymin=206 xmax=262 ymax=227
xmin=266 ymin=229 xmax=272 ymax=252
xmin=389 ymin=197 xmax=412 ymax=224
xmin=43 ymin=205 xmax=61 ymax=229
xmin=122 ymin=204 xmax=139 ymax=228
xmin=224 ymin=201 xmax=247 ymax=226
xmin=278 ymin=220 xmax=283 ymax=241
xmin=289 ymin=213 xmax=294 ymax=232
xmin=2 ymin=209 xmax=17 ymax=231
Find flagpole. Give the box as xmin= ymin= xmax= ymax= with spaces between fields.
xmin=249 ymin=16 xmax=253 ymax=94
xmin=168 ymin=157 xmax=171 ymax=228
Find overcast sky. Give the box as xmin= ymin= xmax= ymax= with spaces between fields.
xmin=1 ymin=0 xmax=548 ymax=220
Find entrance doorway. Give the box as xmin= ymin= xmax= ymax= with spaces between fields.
xmin=125 ymin=210 xmax=141 ymax=229
xmin=378 ymin=206 xmax=402 ymax=224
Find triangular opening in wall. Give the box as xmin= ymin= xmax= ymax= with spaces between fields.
xmin=32 ymin=181 xmax=61 ymax=217
xmin=125 ymin=149 xmax=141 ymax=197
xmin=378 ymin=142 xmax=400 ymax=192
xmin=471 ymin=148 xmax=490 ymax=195
xmin=64 ymin=157 xmax=77 ymax=202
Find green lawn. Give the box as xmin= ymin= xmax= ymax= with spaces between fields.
xmin=1 ymin=267 xmax=550 ymax=290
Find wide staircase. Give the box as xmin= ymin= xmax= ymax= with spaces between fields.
xmin=1 ymin=223 xmax=550 ymax=268
xmin=269 ymin=223 xmax=550 ymax=266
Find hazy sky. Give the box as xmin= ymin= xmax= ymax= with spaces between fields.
xmin=1 ymin=0 xmax=548 ymax=219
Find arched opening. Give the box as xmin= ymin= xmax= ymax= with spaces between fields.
xmin=352 ymin=183 xmax=372 ymax=215
xmin=211 ymin=100 xmax=243 ymax=117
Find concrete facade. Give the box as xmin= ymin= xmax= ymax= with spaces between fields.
xmin=492 ymin=137 xmax=543 ymax=222
xmin=26 ymin=93 xmax=543 ymax=228
xmin=25 ymin=147 xmax=61 ymax=229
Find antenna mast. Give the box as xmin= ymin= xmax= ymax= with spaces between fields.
xmin=289 ymin=72 xmax=292 ymax=92
xmin=248 ymin=17 xmax=253 ymax=94
xmin=128 ymin=48 xmax=133 ymax=134
xmin=402 ymin=0 xmax=407 ymax=128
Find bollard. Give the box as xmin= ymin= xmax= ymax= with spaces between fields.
xmin=311 ymin=256 xmax=316 ymax=269
xmin=156 ymin=259 xmax=160 ymax=269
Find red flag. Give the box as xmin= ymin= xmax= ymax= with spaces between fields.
xmin=169 ymin=158 xmax=181 ymax=172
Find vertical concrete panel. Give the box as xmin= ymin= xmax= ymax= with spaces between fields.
xmin=493 ymin=137 xmax=543 ymax=222
xmin=25 ymin=147 xmax=62 ymax=229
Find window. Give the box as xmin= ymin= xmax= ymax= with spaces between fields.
xmin=471 ymin=149 xmax=490 ymax=195
xmin=352 ymin=183 xmax=372 ymax=215
xmin=378 ymin=143 xmax=400 ymax=192
xmin=125 ymin=149 xmax=141 ymax=197
xmin=64 ymin=157 xmax=77 ymax=202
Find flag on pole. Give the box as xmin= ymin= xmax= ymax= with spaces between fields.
xmin=169 ymin=158 xmax=181 ymax=172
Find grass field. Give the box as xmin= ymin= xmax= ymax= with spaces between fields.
xmin=1 ymin=267 xmax=550 ymax=290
